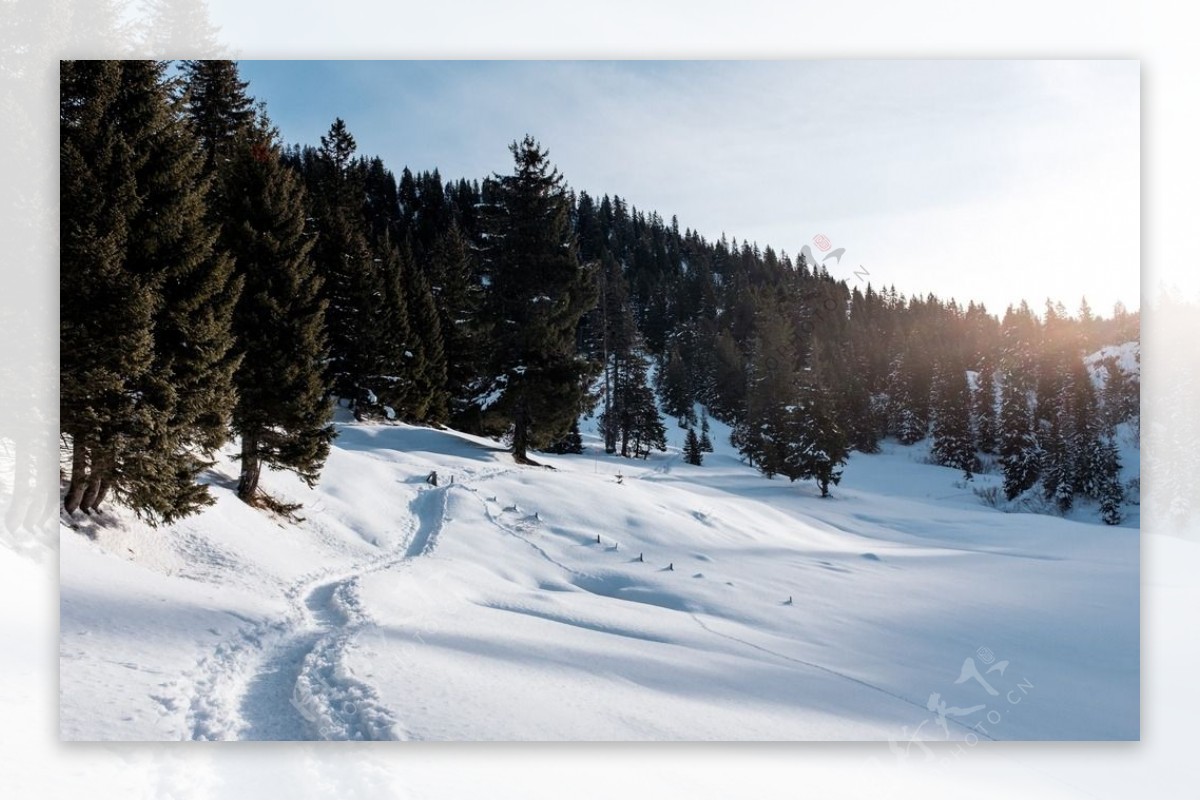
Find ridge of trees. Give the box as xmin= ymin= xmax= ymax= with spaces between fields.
xmin=61 ymin=60 xmax=1140 ymax=524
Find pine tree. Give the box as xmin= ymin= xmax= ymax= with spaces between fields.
xmin=999 ymin=365 xmax=1040 ymax=500
xmin=708 ymin=329 xmax=745 ymax=421
xmin=931 ymin=363 xmax=977 ymax=480
xmin=217 ymin=116 xmax=334 ymax=504
xmin=308 ymin=118 xmax=402 ymax=413
xmin=178 ymin=59 xmax=253 ymax=172
xmin=623 ymin=380 xmax=667 ymax=459
xmin=1040 ymin=411 xmax=1074 ymax=513
xmin=1068 ymin=355 xmax=1104 ymax=499
xmin=61 ymin=60 xmax=241 ymax=523
xmin=659 ymin=342 xmax=691 ymax=420
xmin=478 ymin=136 xmax=598 ymax=463
xmin=974 ymin=357 xmax=998 ymax=454
xmin=428 ymin=221 xmax=487 ymax=420
xmin=886 ymin=349 xmax=924 ymax=444
xmin=545 ymin=419 xmax=584 ymax=454
xmin=61 ymin=60 xmax=155 ymax=517
xmin=1099 ymin=354 xmax=1138 ymax=433
xmin=593 ymin=252 xmax=637 ymax=454
xmin=683 ymin=426 xmax=704 ymax=466
xmin=1097 ymin=435 xmax=1124 ymax=525
xmin=739 ymin=298 xmax=795 ymax=476
xmin=699 ymin=410 xmax=714 ymax=452
xmin=373 ymin=234 xmax=417 ymax=418
xmin=785 ymin=377 xmax=849 ymax=498
xmin=406 ymin=259 xmax=449 ymax=423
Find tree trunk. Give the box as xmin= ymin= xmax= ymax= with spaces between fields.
xmin=93 ymin=469 xmax=112 ymax=511
xmin=79 ymin=446 xmax=108 ymax=513
xmin=63 ymin=437 xmax=89 ymax=515
xmin=512 ymin=403 xmax=529 ymax=464
xmin=237 ymin=434 xmax=261 ymax=502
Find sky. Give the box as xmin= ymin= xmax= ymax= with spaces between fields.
xmin=237 ymin=60 xmax=1140 ymax=317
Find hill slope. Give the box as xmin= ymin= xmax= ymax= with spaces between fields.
xmin=59 ymin=414 xmax=1138 ymax=741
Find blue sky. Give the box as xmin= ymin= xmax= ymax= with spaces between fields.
xmin=238 ymin=60 xmax=1139 ymax=317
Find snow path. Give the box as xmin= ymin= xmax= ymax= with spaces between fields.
xmin=178 ymin=470 xmax=505 ymax=741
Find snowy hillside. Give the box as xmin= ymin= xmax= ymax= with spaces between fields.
xmin=60 ymin=412 xmax=1138 ymax=741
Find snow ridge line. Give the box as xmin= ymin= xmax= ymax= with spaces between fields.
xmin=466 ymin=486 xmax=584 ymax=577
xmin=687 ymin=613 xmax=995 ymax=742
xmin=464 ymin=474 xmax=988 ymax=743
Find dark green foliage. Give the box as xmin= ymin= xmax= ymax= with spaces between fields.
xmin=179 ymin=60 xmax=254 ymax=171
xmin=999 ymin=366 xmax=1041 ymax=500
xmin=62 ymin=60 xmax=1139 ymax=528
xmin=683 ymin=427 xmax=703 ymax=466
xmin=659 ymin=343 xmax=691 ymax=421
xmin=735 ymin=294 xmax=848 ymax=496
xmin=217 ymin=117 xmax=334 ymax=504
xmin=545 ymin=419 xmax=584 ymax=455
xmin=1040 ymin=411 xmax=1075 ymax=513
xmin=974 ymin=357 xmax=998 ymax=454
xmin=886 ymin=350 xmax=925 ymax=445
xmin=1099 ymin=352 xmax=1139 ymax=432
xmin=931 ymin=363 xmax=978 ymax=480
xmin=428 ymin=222 xmax=487 ymax=422
xmin=477 ymin=136 xmax=598 ymax=462
xmin=699 ymin=411 xmax=713 ymax=452
xmin=61 ymin=59 xmax=240 ymax=524
xmin=1068 ymin=356 xmax=1104 ymax=499
xmin=405 ymin=259 xmax=450 ymax=423
xmin=1098 ymin=436 xmax=1124 ymax=525
xmin=784 ymin=381 xmax=849 ymax=498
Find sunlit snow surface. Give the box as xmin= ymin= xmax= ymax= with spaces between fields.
xmin=59 ymin=407 xmax=1137 ymax=741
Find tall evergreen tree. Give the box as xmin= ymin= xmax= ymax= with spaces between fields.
xmin=308 ymin=118 xmax=408 ymax=415
xmin=428 ymin=221 xmax=487 ymax=420
xmin=739 ymin=297 xmax=795 ymax=476
xmin=545 ymin=419 xmax=584 ymax=454
xmin=974 ymin=357 xmax=998 ymax=454
xmin=178 ymin=59 xmax=253 ymax=172
xmin=1068 ymin=354 xmax=1104 ymax=499
xmin=477 ymin=136 xmax=598 ymax=463
xmin=999 ymin=365 xmax=1040 ymax=500
xmin=931 ymin=363 xmax=977 ymax=480
xmin=405 ymin=259 xmax=449 ymax=423
xmin=1097 ymin=435 xmax=1125 ymax=525
xmin=699 ymin=410 xmax=714 ymax=453
xmin=61 ymin=59 xmax=240 ymax=523
xmin=659 ymin=342 xmax=691 ymax=422
xmin=683 ymin=426 xmax=704 ymax=466
xmin=61 ymin=60 xmax=156 ymax=517
xmin=784 ymin=378 xmax=849 ymax=498
xmin=886 ymin=349 xmax=925 ymax=444
xmin=217 ymin=116 xmax=334 ymax=504
xmin=604 ymin=349 xmax=666 ymax=459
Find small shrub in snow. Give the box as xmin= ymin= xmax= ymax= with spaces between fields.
xmin=973 ymin=484 xmax=1001 ymax=508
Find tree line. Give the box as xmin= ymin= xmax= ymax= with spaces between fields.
xmin=60 ymin=60 xmax=1140 ymax=525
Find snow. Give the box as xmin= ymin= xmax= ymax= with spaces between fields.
xmin=59 ymin=413 xmax=1138 ymax=741
xmin=1086 ymin=340 xmax=1140 ymax=380
xmin=1086 ymin=341 xmax=1141 ymax=395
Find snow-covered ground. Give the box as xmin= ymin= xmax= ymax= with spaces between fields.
xmin=59 ymin=409 xmax=1138 ymax=741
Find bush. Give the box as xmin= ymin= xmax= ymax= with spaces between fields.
xmin=973 ymin=484 xmax=1001 ymax=508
